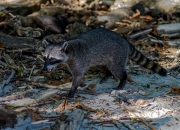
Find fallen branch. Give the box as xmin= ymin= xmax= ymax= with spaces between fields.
xmin=0 ymin=32 xmax=40 ymax=49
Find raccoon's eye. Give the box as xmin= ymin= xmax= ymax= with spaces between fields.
xmin=50 ymin=58 xmax=62 ymax=64
xmin=50 ymin=58 xmax=57 ymax=62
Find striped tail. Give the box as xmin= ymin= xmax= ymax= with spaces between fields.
xmin=129 ymin=45 xmax=167 ymax=76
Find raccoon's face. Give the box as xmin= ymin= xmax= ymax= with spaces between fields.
xmin=43 ymin=42 xmax=69 ymax=72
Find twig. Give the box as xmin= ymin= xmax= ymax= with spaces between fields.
xmin=6 ymin=70 xmax=15 ymax=84
xmin=129 ymin=28 xmax=152 ymax=39
xmin=6 ymin=49 xmax=22 ymax=53
xmin=31 ymin=82 xmax=70 ymax=91
xmin=168 ymin=33 xmax=180 ymax=39
xmin=29 ymin=65 xmax=35 ymax=80
xmin=8 ymin=13 xmax=16 ymax=18
xmin=37 ymin=55 xmax=44 ymax=62
xmin=120 ymin=104 xmax=155 ymax=130
xmin=0 ymin=60 xmax=7 ymax=67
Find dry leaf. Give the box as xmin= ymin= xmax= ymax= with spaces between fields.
xmin=129 ymin=9 xmax=140 ymax=19
xmin=132 ymin=99 xmax=149 ymax=106
xmin=73 ymin=103 xmax=95 ymax=112
xmin=55 ymin=98 xmax=72 ymax=112
xmin=94 ymin=110 xmax=105 ymax=116
xmin=175 ymin=117 xmax=179 ymax=121
xmin=85 ymin=84 xmax=96 ymax=91
xmin=166 ymin=124 xmax=171 ymax=127
xmin=152 ymin=26 xmax=158 ymax=36
xmin=94 ymin=109 xmax=112 ymax=116
xmin=140 ymin=15 xmax=153 ymax=20
xmin=26 ymin=109 xmax=43 ymax=121
xmin=167 ymin=88 xmax=180 ymax=95
xmin=130 ymin=22 xmax=140 ymax=28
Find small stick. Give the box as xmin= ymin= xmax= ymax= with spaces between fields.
xmin=9 ymin=13 xmax=16 ymax=18
xmin=0 ymin=60 xmax=7 ymax=67
xmin=120 ymin=104 xmax=155 ymax=130
xmin=29 ymin=65 xmax=35 ymax=80
xmin=31 ymin=82 xmax=70 ymax=91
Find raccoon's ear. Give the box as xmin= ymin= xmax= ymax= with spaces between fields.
xmin=61 ymin=42 xmax=68 ymax=51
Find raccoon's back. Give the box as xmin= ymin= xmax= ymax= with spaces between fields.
xmin=77 ymin=28 xmax=129 ymax=55
xmin=77 ymin=28 xmax=128 ymax=46
xmin=79 ymin=28 xmax=129 ymax=61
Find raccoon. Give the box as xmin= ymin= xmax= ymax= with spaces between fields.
xmin=43 ymin=28 xmax=167 ymax=98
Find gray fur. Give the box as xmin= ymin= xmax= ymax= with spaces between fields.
xmin=43 ymin=28 xmax=166 ymax=98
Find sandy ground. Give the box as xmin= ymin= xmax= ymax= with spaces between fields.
xmin=76 ymin=73 xmax=180 ymax=130
xmin=1 ymin=71 xmax=180 ymax=130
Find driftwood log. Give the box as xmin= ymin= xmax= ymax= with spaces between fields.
xmin=0 ymin=32 xmax=41 ymax=50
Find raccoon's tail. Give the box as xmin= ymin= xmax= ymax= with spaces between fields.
xmin=129 ymin=45 xmax=167 ymax=76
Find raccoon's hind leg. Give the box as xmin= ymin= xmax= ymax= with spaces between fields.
xmin=109 ymin=63 xmax=127 ymax=90
xmin=115 ymin=71 xmax=127 ymax=90
xmin=97 ymin=66 xmax=112 ymax=84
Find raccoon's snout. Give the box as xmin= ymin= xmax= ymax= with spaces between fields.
xmin=43 ymin=66 xmax=54 ymax=72
xmin=43 ymin=63 xmax=57 ymax=72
